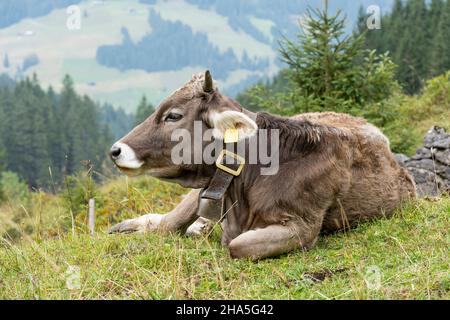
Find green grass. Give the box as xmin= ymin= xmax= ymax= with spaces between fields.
xmin=0 ymin=180 xmax=448 ymax=299
xmin=385 ymin=72 xmax=450 ymax=155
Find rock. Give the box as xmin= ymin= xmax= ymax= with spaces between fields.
xmin=406 ymin=167 xmax=445 ymax=197
xmin=432 ymin=137 xmax=450 ymax=149
xmin=405 ymin=159 xmax=448 ymax=175
xmin=423 ymin=126 xmax=450 ymax=149
xmin=440 ymin=166 xmax=450 ymax=181
xmin=400 ymin=126 xmax=450 ymax=197
xmin=395 ymin=153 xmax=410 ymax=166
xmin=410 ymin=147 xmax=432 ymax=160
xmin=434 ymin=149 xmax=450 ymax=166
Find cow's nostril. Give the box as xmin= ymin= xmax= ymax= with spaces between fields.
xmin=110 ymin=146 xmax=121 ymax=159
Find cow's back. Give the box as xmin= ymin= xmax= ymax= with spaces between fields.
xmin=291 ymin=112 xmax=416 ymax=231
xmin=292 ymin=112 xmax=390 ymax=146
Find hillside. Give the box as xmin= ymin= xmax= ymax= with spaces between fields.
xmin=0 ymin=74 xmax=135 ymax=189
xmin=1 ymin=74 xmax=449 ymax=298
xmin=0 ymin=0 xmax=393 ymax=112
xmin=0 ymin=175 xmax=448 ymax=299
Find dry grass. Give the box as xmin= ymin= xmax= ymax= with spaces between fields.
xmin=0 ymin=176 xmax=448 ymax=300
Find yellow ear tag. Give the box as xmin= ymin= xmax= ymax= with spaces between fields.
xmin=224 ymin=128 xmax=239 ymax=143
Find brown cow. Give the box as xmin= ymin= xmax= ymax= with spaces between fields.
xmin=109 ymin=71 xmax=416 ymax=260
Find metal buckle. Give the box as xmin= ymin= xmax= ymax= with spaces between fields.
xmin=215 ymin=149 xmax=245 ymax=176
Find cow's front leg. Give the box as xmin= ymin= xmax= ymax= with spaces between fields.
xmin=108 ymin=213 xmax=163 ymax=233
xmin=109 ymin=189 xmax=200 ymax=234
xmin=185 ymin=217 xmax=214 ymax=236
xmin=228 ymin=222 xmax=320 ymax=260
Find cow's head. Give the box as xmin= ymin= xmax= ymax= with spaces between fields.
xmin=109 ymin=71 xmax=257 ymax=188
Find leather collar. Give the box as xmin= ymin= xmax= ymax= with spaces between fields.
xmin=197 ymin=144 xmax=244 ymax=221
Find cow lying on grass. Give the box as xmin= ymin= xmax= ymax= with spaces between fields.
xmin=109 ymin=70 xmax=416 ymax=260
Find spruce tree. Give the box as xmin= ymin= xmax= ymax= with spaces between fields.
xmin=29 ymin=75 xmax=52 ymax=187
xmin=7 ymin=83 xmax=31 ymax=185
xmin=360 ymin=0 xmax=450 ymax=94
xmin=46 ymin=85 xmax=63 ymax=184
xmin=430 ymin=0 xmax=450 ymax=77
xmin=134 ymin=95 xmax=155 ymax=125
xmin=394 ymin=0 xmax=429 ymax=94
xmin=0 ymin=73 xmax=116 ymax=189
xmin=429 ymin=0 xmax=444 ymax=37
xmin=59 ymin=75 xmax=81 ymax=176
xmin=3 ymin=53 xmax=9 ymax=68
xmin=278 ymin=0 xmax=396 ymax=113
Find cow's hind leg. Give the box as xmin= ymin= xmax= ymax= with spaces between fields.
xmin=228 ymin=223 xmax=319 ymax=260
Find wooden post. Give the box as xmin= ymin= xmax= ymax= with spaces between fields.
xmin=88 ymin=198 xmax=95 ymax=235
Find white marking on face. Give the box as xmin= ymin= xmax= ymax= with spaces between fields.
xmin=112 ymin=142 xmax=144 ymax=169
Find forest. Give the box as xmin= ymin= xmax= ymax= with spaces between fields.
xmin=358 ymin=0 xmax=450 ymax=94
xmin=96 ymin=10 xmax=269 ymax=80
xmin=0 ymin=74 xmax=151 ymax=190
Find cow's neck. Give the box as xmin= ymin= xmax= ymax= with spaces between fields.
xmin=220 ymin=175 xmax=252 ymax=245
xmin=200 ymin=110 xmax=332 ymax=243
xmin=219 ymin=111 xmax=333 ymax=243
xmin=197 ymin=137 xmax=247 ymax=219
xmin=255 ymin=111 xmax=325 ymax=159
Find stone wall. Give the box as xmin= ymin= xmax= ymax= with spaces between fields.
xmin=396 ymin=126 xmax=450 ymax=197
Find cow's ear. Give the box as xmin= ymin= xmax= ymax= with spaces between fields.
xmin=210 ymin=110 xmax=257 ymax=141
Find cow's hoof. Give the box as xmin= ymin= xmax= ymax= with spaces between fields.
xmin=108 ymin=221 xmax=135 ymax=234
xmin=108 ymin=213 xmax=163 ymax=234
xmin=185 ymin=217 xmax=213 ymax=237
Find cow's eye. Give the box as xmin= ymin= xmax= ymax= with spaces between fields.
xmin=165 ymin=112 xmax=183 ymax=122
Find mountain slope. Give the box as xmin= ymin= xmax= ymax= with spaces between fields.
xmin=0 ymin=175 xmax=448 ymax=299
xmin=0 ymin=0 xmax=393 ymax=112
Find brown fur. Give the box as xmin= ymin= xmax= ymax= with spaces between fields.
xmin=217 ymin=111 xmax=416 ymax=250
xmin=110 ymin=71 xmax=417 ymax=260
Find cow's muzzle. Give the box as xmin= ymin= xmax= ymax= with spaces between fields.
xmin=109 ymin=142 xmax=144 ymax=170
xmin=110 ymin=145 xmax=121 ymax=160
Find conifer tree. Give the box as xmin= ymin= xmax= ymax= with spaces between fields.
xmin=134 ymin=95 xmax=155 ymax=125
xmin=386 ymin=0 xmax=405 ymax=55
xmin=278 ymin=0 xmax=396 ymax=113
xmin=0 ymin=74 xmax=117 ymax=189
xmin=360 ymin=0 xmax=450 ymax=94
xmin=430 ymin=0 xmax=450 ymax=77
xmin=3 ymin=53 xmax=9 ymax=68
xmin=395 ymin=0 xmax=429 ymax=94
xmin=429 ymin=0 xmax=444 ymax=37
